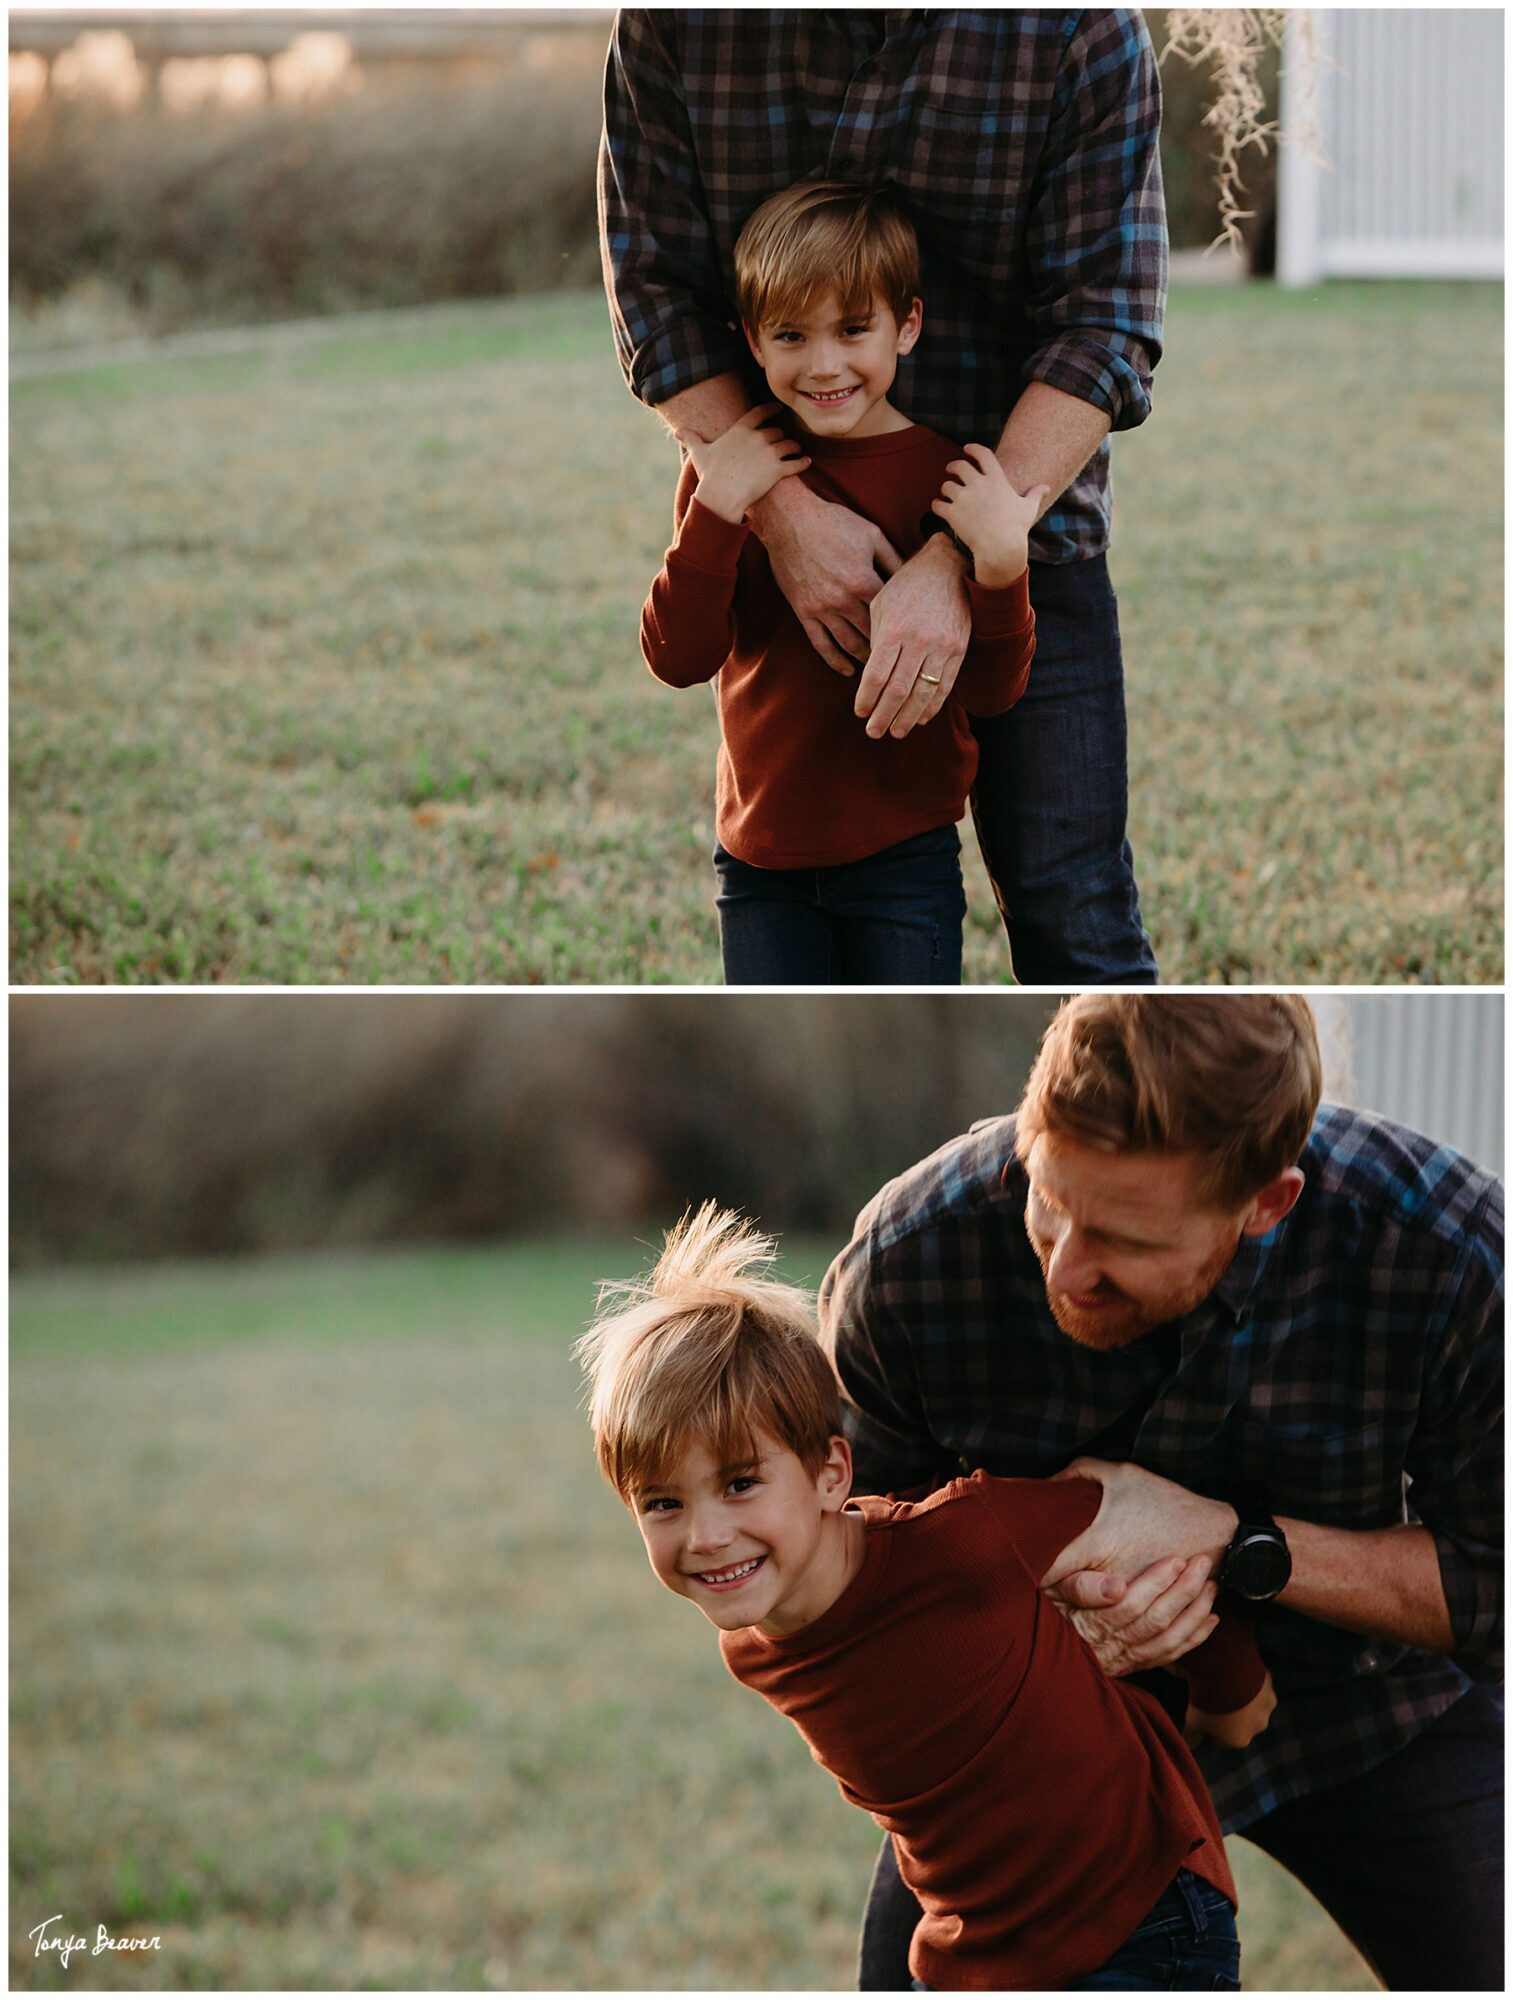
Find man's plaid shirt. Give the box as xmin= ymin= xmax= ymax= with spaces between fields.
xmin=818 ymin=1104 xmax=1504 ymax=1832
xmin=600 ymin=10 xmax=1167 ymax=563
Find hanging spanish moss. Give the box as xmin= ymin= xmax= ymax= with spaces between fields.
xmin=1161 ymin=10 xmax=1326 ymax=248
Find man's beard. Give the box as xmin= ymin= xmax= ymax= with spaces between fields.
xmin=1032 ymin=1233 xmax=1241 ymax=1351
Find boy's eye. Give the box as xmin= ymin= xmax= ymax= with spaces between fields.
xmin=728 ymin=1475 xmax=760 ymax=1495
xmin=640 ymin=1496 xmax=679 ymax=1514
xmin=843 ymin=325 xmax=872 ymax=337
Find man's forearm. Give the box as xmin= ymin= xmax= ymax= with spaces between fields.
xmin=654 ymin=371 xmax=754 ymax=443
xmin=994 ymin=381 xmax=1112 ymax=521
xmin=1048 ymin=1461 xmax=1462 ymax=1664
xmin=1276 ymin=1517 xmax=1456 ymax=1657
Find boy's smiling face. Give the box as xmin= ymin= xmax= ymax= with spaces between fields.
xmin=745 ymin=288 xmax=923 ymax=440
xmin=632 ymin=1428 xmax=860 ymax=1637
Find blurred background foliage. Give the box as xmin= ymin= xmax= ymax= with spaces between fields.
xmin=9 ymin=994 xmax=1057 ymax=1268
xmin=8 ymin=9 xmax=1274 ymax=343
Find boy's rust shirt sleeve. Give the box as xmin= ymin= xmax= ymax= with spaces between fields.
xmin=639 ymin=458 xmax=749 ymax=687
xmin=968 ymin=1469 xmax=1101 ymax=1579
xmin=953 ymin=572 xmax=1036 ymax=717
xmin=969 ymin=1470 xmax=1268 ymax=1715
xmin=1174 ymin=1610 xmax=1268 ymax=1715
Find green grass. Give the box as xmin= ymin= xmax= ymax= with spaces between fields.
xmin=10 ymin=282 xmax=1501 ymax=983
xmin=11 ymin=1242 xmax=1375 ymax=1989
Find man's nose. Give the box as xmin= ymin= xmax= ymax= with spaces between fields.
xmin=1046 ymin=1222 xmax=1102 ymax=1297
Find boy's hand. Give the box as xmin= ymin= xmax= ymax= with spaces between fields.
xmin=1186 ymin=1671 xmax=1278 ymax=1750
xmin=931 ymin=444 xmax=1049 ymax=588
xmin=672 ymin=406 xmax=810 ymax=526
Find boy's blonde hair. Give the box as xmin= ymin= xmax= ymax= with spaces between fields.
xmin=575 ymin=1204 xmax=841 ymax=1502
xmin=733 ymin=178 xmax=920 ymax=333
xmin=1017 ymin=995 xmax=1322 ymax=1210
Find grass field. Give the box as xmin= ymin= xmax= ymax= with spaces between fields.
xmin=10 ymin=1242 xmax=1377 ymax=1990
xmin=10 ymin=282 xmax=1501 ymax=984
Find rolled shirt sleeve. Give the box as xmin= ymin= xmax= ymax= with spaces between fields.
xmin=1020 ymin=9 xmax=1167 ymax=433
xmin=819 ymin=1218 xmax=956 ymax=1500
xmin=1408 ymin=1181 xmax=1505 ymax=1680
xmin=598 ymin=11 xmax=748 ymax=407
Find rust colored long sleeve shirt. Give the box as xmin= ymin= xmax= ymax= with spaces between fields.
xmin=640 ymin=425 xmax=1036 ymax=870
xmin=722 ymin=1472 xmax=1264 ymax=1992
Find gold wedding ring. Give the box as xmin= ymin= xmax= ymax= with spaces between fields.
xmin=919 ymin=673 xmax=943 ymax=685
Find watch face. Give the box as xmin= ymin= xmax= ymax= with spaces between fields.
xmin=1231 ymin=1531 xmax=1291 ymax=1600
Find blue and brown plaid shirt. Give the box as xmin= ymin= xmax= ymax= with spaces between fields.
xmin=600 ymin=10 xmax=1167 ymax=563
xmin=818 ymin=1104 xmax=1504 ymax=1832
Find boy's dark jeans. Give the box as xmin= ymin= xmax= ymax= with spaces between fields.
xmin=970 ymin=554 xmax=1159 ymax=985
xmin=908 ymin=1868 xmax=1238 ymax=1991
xmin=865 ymin=1686 xmax=1505 ymax=1992
xmin=713 ymin=824 xmax=966 ymax=985
xmin=1064 ymin=1871 xmax=1239 ymax=1990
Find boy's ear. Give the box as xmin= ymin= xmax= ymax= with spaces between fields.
xmin=818 ymin=1432 xmax=854 ymax=1512
xmin=741 ymin=319 xmax=764 ymax=362
xmin=895 ymin=297 xmax=924 ymax=356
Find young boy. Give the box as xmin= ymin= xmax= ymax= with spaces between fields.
xmin=640 ymin=180 xmax=1045 ymax=985
xmin=577 ymin=1207 xmax=1276 ymax=1993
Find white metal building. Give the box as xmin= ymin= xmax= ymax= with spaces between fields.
xmin=1315 ymin=995 xmax=1504 ymax=1175
xmin=1277 ymin=8 xmax=1504 ymax=285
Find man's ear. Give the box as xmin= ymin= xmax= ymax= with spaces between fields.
xmin=1239 ymin=1167 xmax=1304 ymax=1239
xmin=818 ymin=1432 xmax=854 ymax=1512
xmin=896 ymin=297 xmax=924 ymax=356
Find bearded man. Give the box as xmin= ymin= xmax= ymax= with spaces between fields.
xmin=601 ymin=10 xmax=1164 ymax=982
xmin=820 ymin=994 xmax=1503 ymax=1991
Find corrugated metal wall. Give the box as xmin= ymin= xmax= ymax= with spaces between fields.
xmin=1323 ymin=995 xmax=1504 ymax=1176
xmin=1280 ymin=9 xmax=1505 ymax=281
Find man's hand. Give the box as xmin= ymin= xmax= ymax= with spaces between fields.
xmin=1037 ymin=1459 xmax=1239 ymax=1678
xmin=931 ymin=444 xmax=1050 ymax=589
xmin=853 ymin=534 xmax=973 ymax=738
xmin=673 ymin=405 xmax=810 ymax=525
xmin=1187 ymin=1670 xmax=1277 ymax=1751
xmin=748 ymin=480 xmax=901 ymax=677
xmin=1051 ymin=1552 xmax=1220 ymax=1677
xmin=1041 ymin=1459 xmax=1240 ymax=1593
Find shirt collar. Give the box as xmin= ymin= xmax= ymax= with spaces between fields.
xmin=828 ymin=10 xmax=922 ymax=36
xmin=1208 ymin=1210 xmax=1289 ymax=1323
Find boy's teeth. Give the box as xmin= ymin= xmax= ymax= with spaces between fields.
xmin=701 ymin=1557 xmax=760 ymax=1582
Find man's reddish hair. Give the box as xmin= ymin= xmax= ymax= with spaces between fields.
xmin=1016 ymin=996 xmax=1322 ymax=1208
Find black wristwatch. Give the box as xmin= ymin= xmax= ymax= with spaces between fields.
xmin=1218 ymin=1507 xmax=1292 ymax=1602
xmin=917 ymin=511 xmax=974 ymax=576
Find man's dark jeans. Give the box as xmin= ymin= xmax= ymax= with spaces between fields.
xmin=860 ymin=1686 xmax=1505 ymax=1991
xmin=713 ymin=823 xmax=966 ymax=985
xmin=970 ymin=554 xmax=1158 ymax=985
